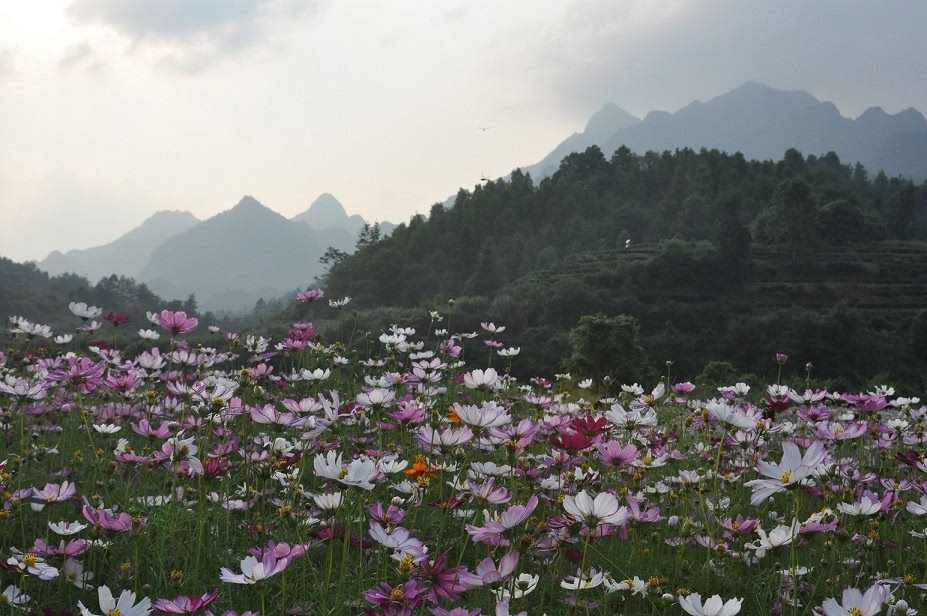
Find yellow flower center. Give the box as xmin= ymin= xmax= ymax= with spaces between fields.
xmin=732 ymin=522 xmax=741 ymax=531
xmin=22 ymin=554 xmax=38 ymax=567
xmin=848 ymin=608 xmax=863 ymax=616
xmin=390 ymin=588 xmax=404 ymax=600
xmin=338 ymin=468 xmax=349 ymax=479
xmin=642 ymin=457 xmax=653 ymax=466
xmin=0 ymin=594 xmax=9 ymax=604
xmin=781 ymin=470 xmax=792 ymax=484
xmin=108 ymin=609 xmax=123 ymax=616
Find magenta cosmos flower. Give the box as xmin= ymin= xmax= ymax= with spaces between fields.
xmin=156 ymin=310 xmax=198 ymax=335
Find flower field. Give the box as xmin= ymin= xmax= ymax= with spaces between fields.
xmin=2 ymin=298 xmax=926 ymax=615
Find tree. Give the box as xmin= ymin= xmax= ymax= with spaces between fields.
xmin=563 ymin=314 xmax=652 ymax=383
xmin=356 ymin=222 xmax=382 ymax=250
xmin=771 ymin=177 xmax=819 ymax=262
xmin=715 ymin=193 xmax=752 ymax=282
xmin=319 ymin=246 xmax=348 ymax=266
xmin=886 ymin=182 xmax=916 ymax=239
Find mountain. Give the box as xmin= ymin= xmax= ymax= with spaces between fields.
xmin=291 ymin=193 xmax=367 ymax=234
xmin=516 ymin=82 xmax=927 ymax=184
xmin=600 ymin=82 xmax=927 ymax=179
xmin=520 ymin=103 xmax=641 ymax=180
xmin=140 ymin=196 xmax=356 ymax=312
xmin=291 ymin=192 xmax=395 ymax=237
xmin=39 ymin=210 xmax=199 ymax=281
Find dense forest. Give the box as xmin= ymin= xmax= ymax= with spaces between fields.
xmin=318 ymin=146 xmax=927 ymax=388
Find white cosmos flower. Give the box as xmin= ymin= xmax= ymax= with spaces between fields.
xmin=604 ymin=575 xmax=648 ymax=596
xmin=69 ymin=302 xmax=102 ymax=320
xmin=560 ymin=568 xmax=605 ymax=590
xmin=78 ymin=585 xmax=151 ymax=616
xmin=678 ymin=593 xmax=743 ymax=616
xmin=744 ymin=441 xmax=827 ymax=506
xmin=0 ymin=584 xmax=30 ymax=607
xmin=54 ymin=334 xmax=74 ymax=344
xmin=138 ymin=329 xmax=160 ymax=340
xmin=355 ymin=388 xmax=396 ymax=409
xmin=312 ymin=492 xmax=344 ymax=511
xmin=93 ymin=424 xmax=121 ymax=434
xmin=907 ymin=495 xmax=927 ymax=516
xmin=820 ymin=584 xmax=889 ymax=616
xmin=706 ymin=400 xmax=758 ymax=430
xmin=837 ymin=492 xmax=884 ymax=516
xmin=563 ymin=490 xmax=629 ymax=528
xmin=745 ymin=522 xmax=799 ymax=559
xmin=464 ymin=368 xmax=502 ymax=390
xmin=301 ymin=368 xmax=331 ymax=381
xmin=493 ymin=573 xmax=539 ymax=600
xmin=48 ymin=520 xmax=88 ymax=535
xmin=578 ymin=378 xmax=593 ymax=389
xmin=313 ymin=451 xmax=378 ymax=490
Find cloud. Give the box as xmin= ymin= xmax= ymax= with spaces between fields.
xmin=59 ymin=42 xmax=104 ymax=71
xmin=66 ymin=0 xmax=317 ymax=72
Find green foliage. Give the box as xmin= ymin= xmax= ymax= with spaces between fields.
xmin=563 ymin=314 xmax=653 ymax=383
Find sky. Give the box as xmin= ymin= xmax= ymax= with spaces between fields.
xmin=2 ymin=0 xmax=927 ymax=262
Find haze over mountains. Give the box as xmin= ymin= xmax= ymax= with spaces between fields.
xmin=520 ymin=82 xmax=927 ymax=182
xmin=39 ymin=194 xmax=393 ymax=313
xmin=31 ymin=82 xmax=927 ymax=312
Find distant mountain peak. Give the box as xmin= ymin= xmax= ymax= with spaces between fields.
xmin=308 ymin=193 xmax=347 ymax=216
xmin=233 ymin=195 xmax=265 ymax=210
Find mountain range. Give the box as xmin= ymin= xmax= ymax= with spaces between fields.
xmin=519 ymin=81 xmax=927 ymax=183
xmin=38 ymin=194 xmax=393 ymax=313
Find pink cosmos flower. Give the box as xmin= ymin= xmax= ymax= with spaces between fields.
xmin=297 ymin=289 xmax=324 ymax=302
xmin=156 ymin=310 xmax=198 ymax=335
xmin=596 ymin=441 xmax=639 ymax=467
xmin=152 ymin=591 xmax=219 ymax=614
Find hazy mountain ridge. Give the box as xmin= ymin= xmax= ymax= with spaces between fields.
xmin=39 ymin=210 xmax=200 ymax=281
xmin=141 ymin=196 xmax=358 ymax=313
xmin=36 ymin=193 xmax=394 ymax=312
xmin=520 ymin=82 xmax=927 ymax=184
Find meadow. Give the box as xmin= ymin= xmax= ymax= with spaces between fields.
xmin=1 ymin=296 xmax=925 ymax=615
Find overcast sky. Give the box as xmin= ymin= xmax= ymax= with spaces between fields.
xmin=2 ymin=0 xmax=926 ymax=262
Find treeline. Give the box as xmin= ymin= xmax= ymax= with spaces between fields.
xmin=0 ymin=257 xmax=205 ymax=332
xmin=315 ymin=146 xmax=927 ymax=388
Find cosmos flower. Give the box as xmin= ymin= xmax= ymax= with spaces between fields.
xmin=678 ymin=593 xmax=743 ymax=616
xmin=0 ymin=585 xmax=30 ymax=607
xmin=219 ymin=550 xmax=292 ymax=584
xmin=464 ymin=368 xmax=502 ymax=390
xmin=78 ymin=586 xmax=151 ymax=616
xmin=744 ymin=441 xmax=827 ymax=505
xmin=297 ymin=288 xmax=324 ymax=302
xmin=820 ymin=584 xmax=889 ymax=616
xmin=69 ymin=302 xmax=103 ymax=320
xmin=152 ymin=591 xmax=219 ymax=614
xmin=156 ymin=310 xmax=198 ymax=335
xmin=563 ymin=490 xmax=629 ymax=530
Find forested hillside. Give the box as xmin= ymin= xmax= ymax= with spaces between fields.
xmin=321 ymin=146 xmax=927 ymax=386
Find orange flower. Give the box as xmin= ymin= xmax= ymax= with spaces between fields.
xmin=402 ymin=455 xmax=440 ymax=479
xmin=447 ymin=406 xmax=462 ymax=423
